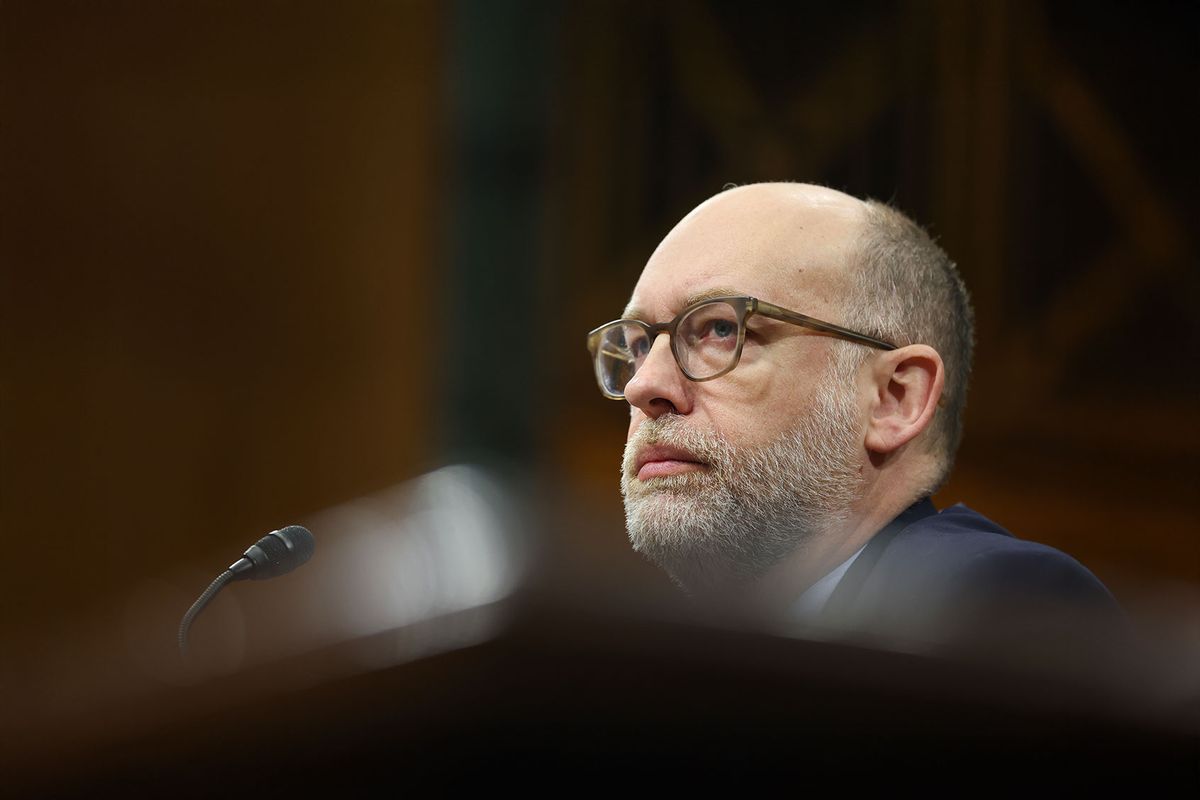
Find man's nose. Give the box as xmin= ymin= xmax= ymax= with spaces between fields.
xmin=623 ymin=334 xmax=693 ymax=418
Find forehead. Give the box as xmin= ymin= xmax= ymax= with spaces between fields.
xmin=626 ymin=184 xmax=864 ymax=319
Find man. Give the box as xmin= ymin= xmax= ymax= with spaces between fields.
xmin=587 ymin=182 xmax=1120 ymax=655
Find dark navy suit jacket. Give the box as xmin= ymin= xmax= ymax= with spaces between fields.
xmin=818 ymin=499 xmax=1123 ymax=655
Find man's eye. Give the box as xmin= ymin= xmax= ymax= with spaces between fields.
xmin=708 ymin=319 xmax=736 ymax=338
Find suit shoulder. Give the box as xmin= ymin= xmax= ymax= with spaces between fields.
xmin=869 ymin=503 xmax=1120 ymax=614
xmin=870 ymin=504 xmax=1037 ymax=574
xmin=824 ymin=503 xmax=1126 ymax=655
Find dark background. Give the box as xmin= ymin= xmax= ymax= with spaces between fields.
xmin=2 ymin=0 xmax=1197 ymax=716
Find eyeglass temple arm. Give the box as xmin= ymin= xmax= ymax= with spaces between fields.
xmin=754 ymin=301 xmax=897 ymax=351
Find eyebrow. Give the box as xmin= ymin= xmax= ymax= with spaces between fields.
xmin=622 ymin=286 xmax=743 ymax=321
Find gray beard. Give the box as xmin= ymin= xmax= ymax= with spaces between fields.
xmin=620 ymin=378 xmax=863 ymax=596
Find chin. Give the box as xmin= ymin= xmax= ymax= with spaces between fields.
xmin=626 ymin=516 xmax=772 ymax=595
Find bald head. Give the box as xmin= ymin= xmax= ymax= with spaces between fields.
xmin=680 ymin=182 xmax=868 ymax=227
xmin=632 ymin=183 xmax=870 ymax=323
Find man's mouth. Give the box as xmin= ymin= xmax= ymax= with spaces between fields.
xmin=634 ymin=444 xmax=708 ymax=481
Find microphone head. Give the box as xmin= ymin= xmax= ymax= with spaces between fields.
xmin=239 ymin=525 xmax=315 ymax=580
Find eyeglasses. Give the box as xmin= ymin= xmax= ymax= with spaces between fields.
xmin=586 ymin=295 xmax=896 ymax=400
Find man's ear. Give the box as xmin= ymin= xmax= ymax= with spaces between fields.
xmin=863 ymin=344 xmax=944 ymax=456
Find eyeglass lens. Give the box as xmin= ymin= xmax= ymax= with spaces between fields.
xmin=675 ymin=300 xmax=741 ymax=378
xmin=594 ymin=300 xmax=742 ymax=396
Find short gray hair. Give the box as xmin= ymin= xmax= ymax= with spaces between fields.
xmin=836 ymin=200 xmax=975 ymax=492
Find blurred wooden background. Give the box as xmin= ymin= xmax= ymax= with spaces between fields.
xmin=1 ymin=0 xmax=1196 ymax=666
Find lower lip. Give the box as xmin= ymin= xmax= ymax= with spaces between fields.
xmin=638 ymin=460 xmax=705 ymax=480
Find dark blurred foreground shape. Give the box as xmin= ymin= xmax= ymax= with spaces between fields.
xmin=3 ymin=463 xmax=1196 ymax=794
xmin=5 ymin=590 xmax=1198 ymax=796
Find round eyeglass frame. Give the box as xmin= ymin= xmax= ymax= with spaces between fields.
xmin=586 ymin=295 xmax=897 ymax=400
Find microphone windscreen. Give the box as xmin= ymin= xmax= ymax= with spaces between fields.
xmin=244 ymin=525 xmax=315 ymax=580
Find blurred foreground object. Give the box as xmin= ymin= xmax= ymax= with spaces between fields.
xmin=4 ymin=464 xmax=1197 ymax=794
xmin=9 ymin=596 xmax=1198 ymax=795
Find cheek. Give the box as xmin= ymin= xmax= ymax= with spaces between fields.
xmin=695 ymin=377 xmax=821 ymax=447
xmin=691 ymin=395 xmax=768 ymax=449
xmin=708 ymin=408 xmax=775 ymax=449
xmin=713 ymin=341 xmax=812 ymax=409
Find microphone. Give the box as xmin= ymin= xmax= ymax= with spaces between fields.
xmin=178 ymin=525 xmax=315 ymax=660
xmin=228 ymin=525 xmax=316 ymax=580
